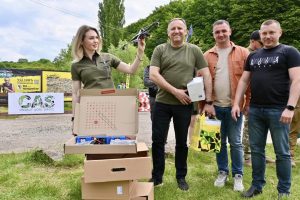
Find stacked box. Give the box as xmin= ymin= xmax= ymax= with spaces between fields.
xmin=64 ymin=89 xmax=153 ymax=200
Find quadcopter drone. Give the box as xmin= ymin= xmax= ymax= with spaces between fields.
xmin=131 ymin=21 xmax=159 ymax=45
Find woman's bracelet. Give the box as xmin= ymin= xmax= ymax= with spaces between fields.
xmin=136 ymin=54 xmax=143 ymax=61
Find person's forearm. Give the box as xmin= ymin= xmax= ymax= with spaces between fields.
xmin=287 ymin=79 xmax=300 ymax=106
xmin=202 ymin=73 xmax=213 ymax=101
xmin=234 ymin=81 xmax=248 ymax=107
xmin=150 ymin=72 xmax=176 ymax=95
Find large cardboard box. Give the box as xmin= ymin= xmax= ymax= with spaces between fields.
xmin=84 ymin=143 xmax=151 ymax=183
xmin=82 ymin=178 xmax=154 ymax=200
xmin=64 ymin=89 xmax=139 ymax=154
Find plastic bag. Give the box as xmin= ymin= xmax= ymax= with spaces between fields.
xmin=190 ymin=115 xmax=221 ymax=153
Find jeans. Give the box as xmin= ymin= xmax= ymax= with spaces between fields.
xmin=249 ymin=107 xmax=291 ymax=193
xmin=151 ymin=102 xmax=192 ymax=181
xmin=214 ymin=106 xmax=243 ymax=176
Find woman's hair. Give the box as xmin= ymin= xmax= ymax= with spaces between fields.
xmin=71 ymin=25 xmax=102 ymax=62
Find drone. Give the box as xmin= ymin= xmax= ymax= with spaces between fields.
xmin=131 ymin=21 xmax=159 ymax=45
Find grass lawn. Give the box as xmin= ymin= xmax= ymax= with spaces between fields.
xmin=0 ymin=146 xmax=299 ymax=200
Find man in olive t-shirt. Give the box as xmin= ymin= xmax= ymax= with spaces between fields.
xmin=149 ymin=18 xmax=214 ymax=191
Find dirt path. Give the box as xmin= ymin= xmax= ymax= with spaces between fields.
xmin=0 ymin=112 xmax=176 ymax=160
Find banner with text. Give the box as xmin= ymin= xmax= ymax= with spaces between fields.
xmin=8 ymin=93 xmax=64 ymax=114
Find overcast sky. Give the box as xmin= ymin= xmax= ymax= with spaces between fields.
xmin=0 ymin=0 xmax=170 ymax=62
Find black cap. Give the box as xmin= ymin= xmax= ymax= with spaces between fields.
xmin=250 ymin=30 xmax=260 ymax=41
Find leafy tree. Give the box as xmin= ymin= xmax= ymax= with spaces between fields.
xmin=18 ymin=58 xmax=28 ymax=63
xmin=53 ymin=44 xmax=72 ymax=71
xmin=108 ymin=40 xmax=149 ymax=89
xmin=230 ymin=0 xmax=300 ymax=48
xmin=98 ymin=0 xmax=125 ymax=52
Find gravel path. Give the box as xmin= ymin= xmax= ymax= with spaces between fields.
xmin=0 ymin=112 xmax=176 ymax=160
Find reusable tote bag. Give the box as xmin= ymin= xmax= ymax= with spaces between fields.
xmin=191 ymin=115 xmax=221 ymax=153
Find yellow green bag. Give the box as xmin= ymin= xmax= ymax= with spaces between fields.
xmin=190 ymin=115 xmax=221 ymax=153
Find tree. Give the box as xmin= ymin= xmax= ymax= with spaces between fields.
xmin=53 ymin=44 xmax=72 ymax=71
xmin=98 ymin=0 xmax=125 ymax=52
xmin=108 ymin=40 xmax=149 ymax=89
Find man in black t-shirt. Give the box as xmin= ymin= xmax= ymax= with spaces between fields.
xmin=232 ymin=20 xmax=300 ymax=198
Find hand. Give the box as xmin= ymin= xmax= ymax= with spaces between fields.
xmin=173 ymin=89 xmax=191 ymax=105
xmin=280 ymin=109 xmax=294 ymax=124
xmin=231 ymin=104 xmax=241 ymax=122
xmin=202 ymin=104 xmax=216 ymax=117
xmin=137 ymin=38 xmax=146 ymax=56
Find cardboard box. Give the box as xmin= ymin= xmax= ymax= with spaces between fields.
xmin=187 ymin=77 xmax=205 ymax=102
xmin=130 ymin=182 xmax=154 ymax=200
xmin=84 ymin=143 xmax=151 ymax=183
xmin=82 ymin=179 xmax=154 ymax=200
xmin=81 ymin=177 xmax=133 ymax=199
xmin=64 ymin=89 xmax=140 ymax=154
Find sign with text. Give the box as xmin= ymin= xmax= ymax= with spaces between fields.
xmin=8 ymin=93 xmax=64 ymax=114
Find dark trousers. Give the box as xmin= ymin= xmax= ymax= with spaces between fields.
xmin=151 ymin=102 xmax=192 ymax=181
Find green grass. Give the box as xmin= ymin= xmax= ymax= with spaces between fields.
xmin=0 ymin=146 xmax=299 ymax=200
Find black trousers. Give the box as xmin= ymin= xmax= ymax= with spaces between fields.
xmin=151 ymin=102 xmax=192 ymax=181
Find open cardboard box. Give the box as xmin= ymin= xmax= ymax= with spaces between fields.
xmin=82 ymin=178 xmax=154 ymax=200
xmin=64 ymin=89 xmax=140 ymax=154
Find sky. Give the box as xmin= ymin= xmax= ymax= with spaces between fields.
xmin=0 ymin=0 xmax=170 ymax=62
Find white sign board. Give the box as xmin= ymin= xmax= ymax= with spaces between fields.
xmin=8 ymin=93 xmax=64 ymax=114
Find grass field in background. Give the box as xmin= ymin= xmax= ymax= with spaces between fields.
xmin=0 ymin=146 xmax=299 ymax=200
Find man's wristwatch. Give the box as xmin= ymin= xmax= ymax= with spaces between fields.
xmin=286 ymin=105 xmax=295 ymax=111
xmin=205 ymin=101 xmax=213 ymax=105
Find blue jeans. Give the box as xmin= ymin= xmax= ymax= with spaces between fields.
xmin=249 ymin=107 xmax=291 ymax=194
xmin=151 ymin=102 xmax=192 ymax=181
xmin=215 ymin=106 xmax=243 ymax=176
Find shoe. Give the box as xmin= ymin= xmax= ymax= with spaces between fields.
xmin=242 ymin=186 xmax=262 ymax=198
xmin=233 ymin=174 xmax=244 ymax=192
xmin=291 ymin=158 xmax=296 ymax=167
xmin=149 ymin=178 xmax=163 ymax=186
xmin=278 ymin=193 xmax=289 ymax=199
xmin=177 ymin=178 xmax=189 ymax=191
xmin=244 ymin=158 xmax=252 ymax=166
xmin=266 ymin=157 xmax=275 ymax=164
xmin=214 ymin=171 xmax=228 ymax=187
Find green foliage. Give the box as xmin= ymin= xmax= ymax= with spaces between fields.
xmin=124 ymin=0 xmax=300 ymax=57
xmin=26 ymin=150 xmax=54 ymax=165
xmin=98 ymin=0 xmax=125 ymax=52
xmin=108 ymin=40 xmax=149 ymax=89
xmin=53 ymin=44 xmax=72 ymax=71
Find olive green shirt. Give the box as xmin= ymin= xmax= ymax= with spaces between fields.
xmin=150 ymin=43 xmax=208 ymax=105
xmin=71 ymin=52 xmax=121 ymax=89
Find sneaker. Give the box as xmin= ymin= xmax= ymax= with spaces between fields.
xmin=278 ymin=193 xmax=289 ymax=199
xmin=233 ymin=174 xmax=244 ymax=192
xmin=177 ymin=178 xmax=189 ymax=191
xmin=149 ymin=178 xmax=163 ymax=187
xmin=214 ymin=171 xmax=228 ymax=187
xmin=242 ymin=186 xmax=262 ymax=198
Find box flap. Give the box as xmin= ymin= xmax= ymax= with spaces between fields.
xmin=64 ymin=137 xmax=138 ymax=154
xmin=80 ymin=88 xmax=138 ymax=96
xmin=130 ymin=182 xmax=154 ymax=200
xmin=74 ymin=89 xmax=138 ymax=136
